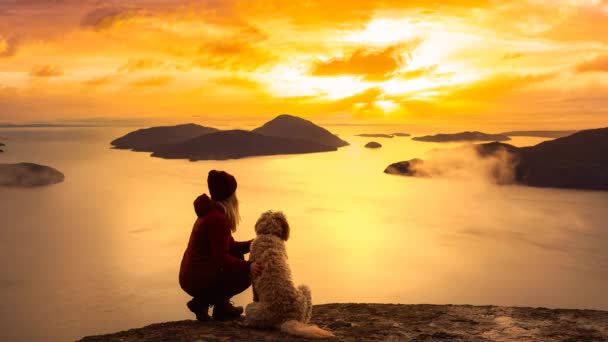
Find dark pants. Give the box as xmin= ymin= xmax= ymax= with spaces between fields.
xmin=190 ymin=251 xmax=251 ymax=307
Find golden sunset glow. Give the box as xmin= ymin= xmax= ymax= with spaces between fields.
xmin=1 ymin=0 xmax=608 ymax=128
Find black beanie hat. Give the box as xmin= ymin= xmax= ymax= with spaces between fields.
xmin=207 ymin=170 xmax=237 ymax=201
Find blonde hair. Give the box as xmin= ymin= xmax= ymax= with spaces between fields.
xmin=216 ymin=192 xmax=241 ymax=232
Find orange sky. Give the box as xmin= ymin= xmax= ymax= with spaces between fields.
xmin=1 ymin=0 xmax=608 ymax=129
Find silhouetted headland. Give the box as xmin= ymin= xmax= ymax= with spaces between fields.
xmin=364 ymin=141 xmax=382 ymax=149
xmin=112 ymin=115 xmax=348 ymax=161
xmin=357 ymin=133 xmax=394 ymax=138
xmin=500 ymin=130 xmax=578 ymax=138
xmin=413 ymin=131 xmax=511 ymax=142
xmin=79 ymin=303 xmax=608 ymax=341
xmin=0 ymin=163 xmax=65 ymax=187
xmin=386 ymin=127 xmax=608 ymax=191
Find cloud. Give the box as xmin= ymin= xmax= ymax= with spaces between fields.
xmin=0 ymin=35 xmax=20 ymax=57
xmin=576 ymin=55 xmax=608 ymax=73
xmin=445 ymin=73 xmax=555 ymax=101
xmin=30 ymin=65 xmax=64 ymax=77
xmin=231 ymin=0 xmax=490 ymax=28
xmin=129 ymin=75 xmax=172 ymax=87
xmin=310 ymin=40 xmax=421 ymax=81
xmin=195 ymin=41 xmax=275 ymax=71
xmin=404 ymin=144 xmax=519 ymax=185
xmin=397 ymin=65 xmax=438 ymax=80
xmin=118 ymin=58 xmax=166 ymax=72
xmin=80 ymin=7 xmax=138 ymax=31
xmin=502 ymin=52 xmax=524 ymax=60
xmin=193 ymin=24 xmax=274 ymax=71
xmin=212 ymin=76 xmax=261 ymax=90
xmin=84 ymin=75 xmax=117 ymax=86
xmin=311 ymin=44 xmax=414 ymax=81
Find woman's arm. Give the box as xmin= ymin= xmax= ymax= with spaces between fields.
xmin=207 ymin=214 xmax=251 ymax=274
xmin=230 ymin=238 xmax=253 ymax=255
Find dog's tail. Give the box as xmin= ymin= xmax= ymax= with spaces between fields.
xmin=281 ymin=320 xmax=335 ymax=339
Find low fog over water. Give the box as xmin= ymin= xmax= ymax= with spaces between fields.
xmin=1 ymin=127 xmax=607 ymax=342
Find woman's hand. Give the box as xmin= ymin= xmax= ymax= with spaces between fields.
xmin=250 ymin=262 xmax=263 ymax=278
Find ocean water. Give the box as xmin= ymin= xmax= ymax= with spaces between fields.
xmin=1 ymin=127 xmax=607 ymax=342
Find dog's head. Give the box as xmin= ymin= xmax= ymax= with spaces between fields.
xmin=255 ymin=210 xmax=290 ymax=241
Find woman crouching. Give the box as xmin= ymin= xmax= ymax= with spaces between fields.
xmin=179 ymin=170 xmax=263 ymax=321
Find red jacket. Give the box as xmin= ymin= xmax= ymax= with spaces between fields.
xmin=179 ymin=194 xmax=251 ymax=295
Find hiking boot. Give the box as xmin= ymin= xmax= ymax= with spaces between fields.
xmin=212 ymin=301 xmax=243 ymax=321
xmin=187 ymin=299 xmax=211 ymax=321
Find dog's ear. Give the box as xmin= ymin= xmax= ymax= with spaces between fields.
xmin=273 ymin=211 xmax=290 ymax=241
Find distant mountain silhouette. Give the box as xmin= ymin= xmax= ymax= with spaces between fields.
xmin=392 ymin=133 xmax=411 ymax=137
xmin=514 ymin=128 xmax=608 ymax=190
xmin=252 ymin=114 xmax=349 ymax=148
xmin=151 ymin=130 xmax=337 ymax=160
xmin=111 ymin=115 xmax=349 ymax=161
xmin=111 ymin=124 xmax=219 ymax=152
xmin=365 ymin=141 xmax=382 ymax=148
xmin=413 ymin=131 xmax=511 ymax=142
xmin=386 ymin=128 xmax=608 ymax=191
xmin=500 ymin=130 xmax=578 ymax=138
xmin=0 ymin=163 xmax=65 ymax=187
xmin=357 ymin=134 xmax=393 ymax=138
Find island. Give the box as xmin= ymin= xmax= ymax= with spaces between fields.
xmin=392 ymin=133 xmax=411 ymax=137
xmin=356 ymin=134 xmax=394 ymax=138
xmin=386 ymin=127 xmax=608 ymax=191
xmin=412 ymin=131 xmax=511 ymax=142
xmin=79 ymin=303 xmax=608 ymax=341
xmin=0 ymin=163 xmax=65 ymax=187
xmin=364 ymin=141 xmax=382 ymax=149
xmin=500 ymin=130 xmax=578 ymax=138
xmin=111 ymin=123 xmax=219 ymax=152
xmin=151 ymin=130 xmax=338 ymax=160
xmin=111 ymin=115 xmax=349 ymax=161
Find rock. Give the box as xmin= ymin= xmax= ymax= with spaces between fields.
xmin=413 ymin=131 xmax=511 ymax=142
xmin=384 ymin=159 xmax=425 ymax=176
xmin=392 ymin=133 xmax=411 ymax=137
xmin=0 ymin=163 xmax=65 ymax=187
xmin=500 ymin=130 xmax=578 ymax=138
xmin=253 ymin=114 xmax=349 ymax=149
xmin=151 ymin=130 xmax=338 ymax=161
xmin=365 ymin=142 xmax=382 ymax=149
xmin=357 ymin=134 xmax=393 ymax=138
xmin=78 ymin=303 xmax=608 ymax=342
xmin=111 ymin=124 xmax=219 ymax=152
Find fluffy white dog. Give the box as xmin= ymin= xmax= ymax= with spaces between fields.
xmin=244 ymin=211 xmax=334 ymax=339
